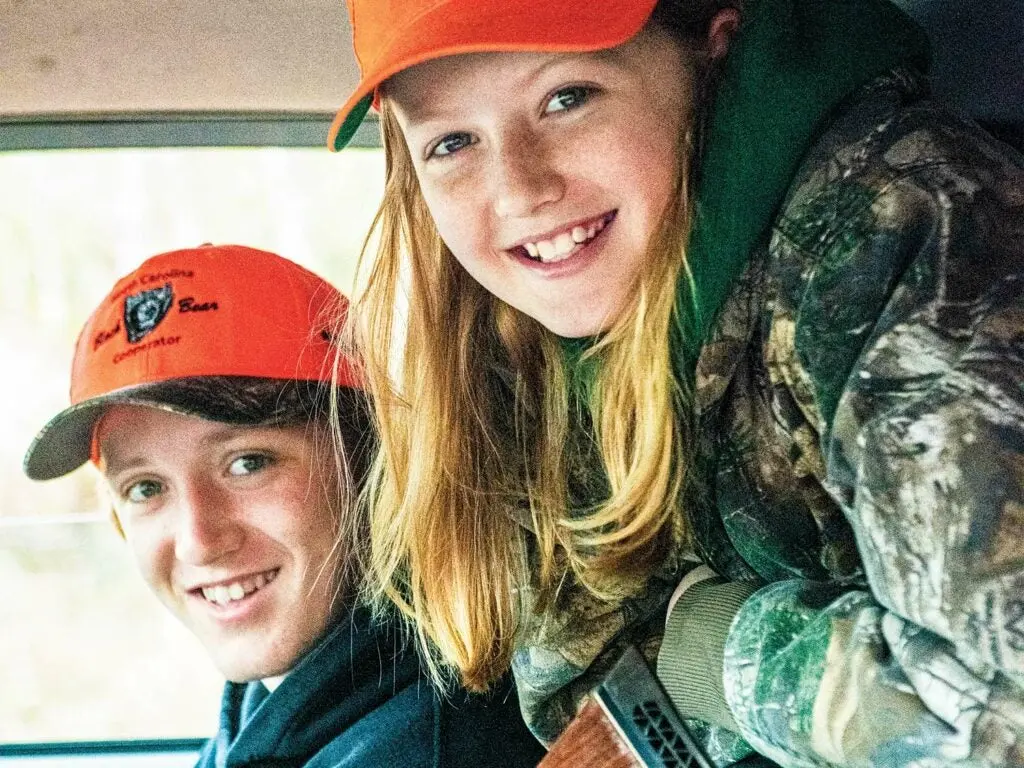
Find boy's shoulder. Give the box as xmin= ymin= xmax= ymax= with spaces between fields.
xmin=193 ymin=631 xmax=543 ymax=768
xmin=297 ymin=675 xmax=544 ymax=768
xmin=433 ymin=675 xmax=546 ymax=768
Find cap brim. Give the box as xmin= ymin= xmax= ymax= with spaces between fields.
xmin=330 ymin=93 xmax=374 ymax=152
xmin=327 ymin=0 xmax=658 ymax=152
xmin=23 ymin=387 xmax=213 ymax=481
xmin=24 ymin=377 xmax=334 ymax=481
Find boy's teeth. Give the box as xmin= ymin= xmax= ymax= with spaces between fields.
xmin=537 ymin=240 xmax=556 ymax=260
xmin=571 ymin=226 xmax=588 ymax=243
xmin=200 ymin=570 xmax=277 ymax=606
xmin=524 ymin=242 xmax=539 ymax=258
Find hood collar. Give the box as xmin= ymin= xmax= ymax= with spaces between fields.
xmin=677 ymin=0 xmax=930 ymax=370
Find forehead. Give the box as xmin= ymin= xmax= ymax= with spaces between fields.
xmin=99 ymin=404 xmax=231 ymax=442
xmin=385 ymin=26 xmax=673 ymax=121
xmin=97 ymin=405 xmax=306 ymax=469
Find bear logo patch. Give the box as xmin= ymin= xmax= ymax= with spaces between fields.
xmin=124 ymin=283 xmax=173 ymax=343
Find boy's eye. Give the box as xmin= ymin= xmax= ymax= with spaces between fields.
xmin=228 ymin=454 xmax=273 ymax=476
xmin=428 ymin=132 xmax=475 ymax=159
xmin=544 ymin=86 xmax=593 ymax=114
xmin=125 ymin=479 xmax=163 ymax=503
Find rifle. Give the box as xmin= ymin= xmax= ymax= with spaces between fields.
xmin=539 ymin=645 xmax=716 ymax=768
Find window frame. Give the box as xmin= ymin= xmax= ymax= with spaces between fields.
xmin=0 ymin=113 xmax=384 ymax=762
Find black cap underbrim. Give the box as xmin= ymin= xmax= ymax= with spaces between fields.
xmin=25 ymin=395 xmax=194 ymax=482
xmin=23 ymin=377 xmax=331 ymax=481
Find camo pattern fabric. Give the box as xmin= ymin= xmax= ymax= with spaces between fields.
xmin=698 ymin=68 xmax=1024 ymax=766
xmin=512 ymin=69 xmax=1024 ymax=768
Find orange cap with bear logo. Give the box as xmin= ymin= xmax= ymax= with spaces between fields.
xmin=23 ymin=244 xmax=359 ymax=481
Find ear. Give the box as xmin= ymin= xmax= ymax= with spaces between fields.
xmin=707 ymin=8 xmax=740 ymax=60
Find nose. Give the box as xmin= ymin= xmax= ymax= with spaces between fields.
xmin=174 ymin=478 xmax=243 ymax=565
xmin=490 ymin=126 xmax=564 ymax=219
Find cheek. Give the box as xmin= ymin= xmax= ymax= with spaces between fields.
xmin=635 ymin=146 xmax=680 ymax=226
xmin=417 ymin=174 xmax=489 ymax=265
xmin=125 ymin=527 xmax=174 ymax=592
xmin=276 ymin=484 xmax=338 ymax=564
xmin=306 ymin=502 xmax=341 ymax=566
xmin=620 ymin=118 xmax=684 ymax=219
xmin=622 ymin=68 xmax=691 ymax=222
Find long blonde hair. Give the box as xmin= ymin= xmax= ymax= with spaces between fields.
xmin=347 ymin=6 xmax=728 ymax=690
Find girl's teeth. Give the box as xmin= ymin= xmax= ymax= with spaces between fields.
xmin=553 ymin=232 xmax=574 ymax=255
xmin=537 ymin=240 xmax=556 ymax=260
xmin=228 ymin=583 xmax=245 ymax=600
xmin=521 ymin=214 xmax=612 ymax=263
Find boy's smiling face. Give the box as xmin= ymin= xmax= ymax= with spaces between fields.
xmin=387 ymin=24 xmax=693 ymax=338
xmin=99 ymin=405 xmax=341 ymax=682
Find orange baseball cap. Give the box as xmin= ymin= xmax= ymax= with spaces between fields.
xmin=328 ymin=0 xmax=659 ymax=151
xmin=24 ymin=244 xmax=360 ymax=481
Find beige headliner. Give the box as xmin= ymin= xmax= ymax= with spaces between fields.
xmin=3 ymin=0 xmax=1021 ymax=130
xmin=2 ymin=0 xmax=359 ymax=116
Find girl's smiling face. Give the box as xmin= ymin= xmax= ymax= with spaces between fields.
xmin=386 ymin=25 xmax=693 ymax=338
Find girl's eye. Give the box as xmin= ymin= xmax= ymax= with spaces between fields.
xmin=125 ymin=479 xmax=163 ymax=503
xmin=428 ymin=132 xmax=475 ymax=159
xmin=544 ymin=85 xmax=593 ymax=115
xmin=228 ymin=454 xmax=273 ymax=477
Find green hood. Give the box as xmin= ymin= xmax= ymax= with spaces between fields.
xmin=678 ymin=0 xmax=930 ymax=368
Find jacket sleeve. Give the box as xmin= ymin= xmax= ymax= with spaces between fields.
xmin=661 ymin=112 xmax=1024 ymax=767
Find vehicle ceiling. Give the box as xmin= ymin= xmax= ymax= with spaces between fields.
xmin=2 ymin=0 xmax=1022 ymax=150
xmin=1 ymin=0 xmax=371 ymax=149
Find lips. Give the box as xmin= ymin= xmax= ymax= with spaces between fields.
xmin=512 ymin=211 xmax=616 ymax=264
xmin=192 ymin=568 xmax=279 ymax=606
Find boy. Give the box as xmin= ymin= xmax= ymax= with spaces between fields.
xmin=24 ymin=244 xmax=544 ymax=768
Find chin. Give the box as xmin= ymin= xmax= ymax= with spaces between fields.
xmin=208 ymin=642 xmax=295 ymax=683
xmin=528 ymin=298 xmax=622 ymax=340
xmin=218 ymin=657 xmax=288 ymax=684
xmin=541 ymin=313 xmax=614 ymax=340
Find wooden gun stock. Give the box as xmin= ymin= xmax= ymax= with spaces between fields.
xmin=540 ymin=646 xmax=715 ymax=768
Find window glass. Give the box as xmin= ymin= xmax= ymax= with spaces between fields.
xmin=0 ymin=146 xmax=385 ymax=742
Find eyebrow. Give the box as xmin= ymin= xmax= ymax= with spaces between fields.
xmin=101 ymin=453 xmax=148 ymax=478
xmin=196 ymin=424 xmax=265 ymax=447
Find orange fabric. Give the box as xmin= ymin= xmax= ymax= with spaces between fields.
xmin=69 ymin=244 xmax=360 ymax=406
xmin=328 ymin=0 xmax=659 ymax=150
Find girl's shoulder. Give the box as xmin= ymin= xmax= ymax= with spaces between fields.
xmin=765 ymin=66 xmax=1024 ymax=386
xmin=741 ymin=64 xmax=1024 ymax=497
xmin=775 ymin=66 xmax=1024 ymax=263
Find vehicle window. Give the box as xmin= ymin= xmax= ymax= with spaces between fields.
xmin=0 ymin=146 xmax=384 ymax=743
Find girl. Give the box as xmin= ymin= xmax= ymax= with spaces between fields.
xmin=331 ymin=1 xmax=1024 ymax=765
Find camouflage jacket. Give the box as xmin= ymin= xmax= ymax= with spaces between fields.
xmin=512 ymin=70 xmax=1024 ymax=767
